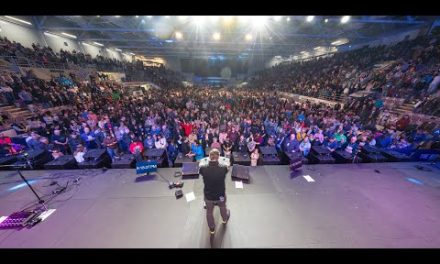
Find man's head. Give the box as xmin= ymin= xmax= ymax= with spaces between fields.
xmin=290 ymin=133 xmax=295 ymax=140
xmin=209 ymin=148 xmax=221 ymax=162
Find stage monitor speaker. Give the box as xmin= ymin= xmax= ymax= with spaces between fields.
xmin=361 ymin=145 xmax=381 ymax=155
xmin=332 ymin=150 xmax=354 ymax=163
xmin=286 ymin=152 xmax=303 ymax=171
xmin=144 ymin=149 xmax=167 ymax=167
xmin=112 ymin=154 xmax=135 ymax=169
xmin=360 ymin=152 xmax=388 ymax=163
xmin=44 ymin=155 xmax=77 ymax=170
xmin=311 ymin=146 xmax=331 ymax=156
xmin=232 ymin=152 xmax=251 ymax=166
xmin=310 ymin=154 xmax=335 ymax=164
xmin=24 ymin=149 xmax=53 ymax=169
xmin=0 ymin=156 xmax=18 ymax=169
xmin=174 ymin=153 xmax=194 ymax=167
xmin=262 ymin=155 xmax=282 ymax=165
xmin=380 ymin=150 xmax=411 ymax=162
xmin=181 ymin=162 xmax=199 ymax=179
xmin=260 ymin=146 xmax=278 ymax=156
xmin=231 ymin=164 xmax=250 ymax=183
xmin=79 ymin=149 xmax=111 ymax=169
xmin=83 ymin=149 xmax=108 ymax=161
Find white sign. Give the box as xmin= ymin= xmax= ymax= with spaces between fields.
xmin=303 ymin=175 xmax=315 ymax=182
xmin=235 ymin=181 xmax=244 ymax=189
xmin=185 ymin=192 xmax=196 ymax=202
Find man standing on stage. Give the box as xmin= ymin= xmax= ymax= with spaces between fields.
xmin=199 ymin=149 xmax=230 ymax=235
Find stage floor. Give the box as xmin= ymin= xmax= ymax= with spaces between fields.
xmin=0 ymin=162 xmax=439 ymax=248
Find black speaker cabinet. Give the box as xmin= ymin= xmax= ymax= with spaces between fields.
xmin=174 ymin=153 xmax=194 ymax=167
xmin=111 ymin=154 xmax=135 ymax=168
xmin=79 ymin=149 xmax=111 ymax=169
xmin=44 ymin=155 xmax=78 ymax=169
xmin=232 ymin=152 xmax=251 ymax=166
xmin=144 ymin=149 xmax=167 ymax=167
xmin=380 ymin=150 xmax=412 ymax=162
xmin=181 ymin=162 xmax=199 ymax=179
xmin=231 ymin=164 xmax=250 ymax=183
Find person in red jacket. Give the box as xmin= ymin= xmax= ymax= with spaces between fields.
xmin=181 ymin=120 xmax=193 ymax=137
xmin=129 ymin=134 xmax=144 ymax=162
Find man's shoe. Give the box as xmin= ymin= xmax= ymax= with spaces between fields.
xmin=209 ymin=228 xmax=215 ymax=235
xmin=222 ymin=210 xmax=230 ymax=224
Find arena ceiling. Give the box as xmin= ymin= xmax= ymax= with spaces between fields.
xmin=6 ymin=16 xmax=440 ymax=58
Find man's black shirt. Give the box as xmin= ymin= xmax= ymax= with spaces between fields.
xmin=200 ymin=162 xmax=228 ymax=201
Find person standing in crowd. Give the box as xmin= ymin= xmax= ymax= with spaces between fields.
xmin=51 ymin=129 xmax=68 ymax=154
xmin=250 ymin=148 xmax=260 ymax=166
xmin=103 ymin=132 xmax=119 ymax=161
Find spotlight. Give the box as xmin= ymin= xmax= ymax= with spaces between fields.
xmin=245 ymin=33 xmax=253 ymax=41
xmin=210 ymin=16 xmax=220 ymax=22
xmin=193 ymin=16 xmax=207 ymax=26
xmin=251 ymin=16 xmax=268 ymax=29
xmin=239 ymin=16 xmax=250 ymax=23
xmin=341 ymin=16 xmax=350 ymax=24
xmin=325 ymin=18 xmax=329 ymax=23
xmin=222 ymin=16 xmax=234 ymax=24
xmin=175 ymin=31 xmax=183 ymax=40
xmin=286 ymin=17 xmax=291 ymax=21
xmin=273 ymin=16 xmax=282 ymax=22
xmin=306 ymin=16 xmax=315 ymax=22
xmin=213 ymin=32 xmax=221 ymax=40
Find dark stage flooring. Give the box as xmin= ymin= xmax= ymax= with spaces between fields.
xmin=0 ymin=162 xmax=439 ymax=248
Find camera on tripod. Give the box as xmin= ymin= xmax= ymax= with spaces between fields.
xmin=168 ymin=181 xmax=184 ymax=189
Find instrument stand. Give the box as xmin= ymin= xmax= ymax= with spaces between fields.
xmin=16 ymin=169 xmax=48 ymax=211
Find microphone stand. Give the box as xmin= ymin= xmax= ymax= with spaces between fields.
xmin=0 ymin=163 xmax=48 ymax=211
xmin=17 ymin=169 xmax=48 ymax=211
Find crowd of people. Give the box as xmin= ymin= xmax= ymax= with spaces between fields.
xmin=1 ymin=34 xmax=440 ymax=168
xmin=1 ymin=84 xmax=439 ymax=166
xmin=0 ymin=37 xmax=183 ymax=86
xmin=247 ymin=35 xmax=440 ymax=111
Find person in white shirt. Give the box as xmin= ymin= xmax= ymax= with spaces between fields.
xmin=155 ymin=134 xmax=167 ymax=149
xmin=74 ymin=144 xmax=87 ymax=163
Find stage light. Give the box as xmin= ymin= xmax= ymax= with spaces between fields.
xmin=135 ymin=16 xmax=139 ymax=18
xmin=341 ymin=16 xmax=350 ymax=24
xmin=61 ymin=32 xmax=77 ymax=39
xmin=115 ymin=16 xmax=121 ymax=18
xmin=4 ymin=16 xmax=32 ymax=25
xmin=286 ymin=17 xmax=291 ymax=21
xmin=193 ymin=16 xmax=207 ymax=26
xmin=141 ymin=19 xmax=145 ymax=24
xmin=175 ymin=31 xmax=183 ymax=39
xmin=147 ymin=16 xmax=153 ymax=19
xmin=178 ymin=16 xmax=188 ymax=21
xmin=325 ymin=18 xmax=329 ymax=23
xmin=306 ymin=16 xmax=315 ymax=22
xmin=273 ymin=16 xmax=282 ymax=22
xmin=210 ymin=16 xmax=220 ymax=22
xmin=239 ymin=16 xmax=250 ymax=23
xmin=93 ymin=42 xmax=104 ymax=46
xmin=251 ymin=16 xmax=268 ymax=29
xmin=245 ymin=33 xmax=253 ymax=41
xmin=165 ymin=16 xmax=170 ymax=19
xmin=222 ymin=16 xmax=234 ymax=24
xmin=213 ymin=32 xmax=221 ymax=40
